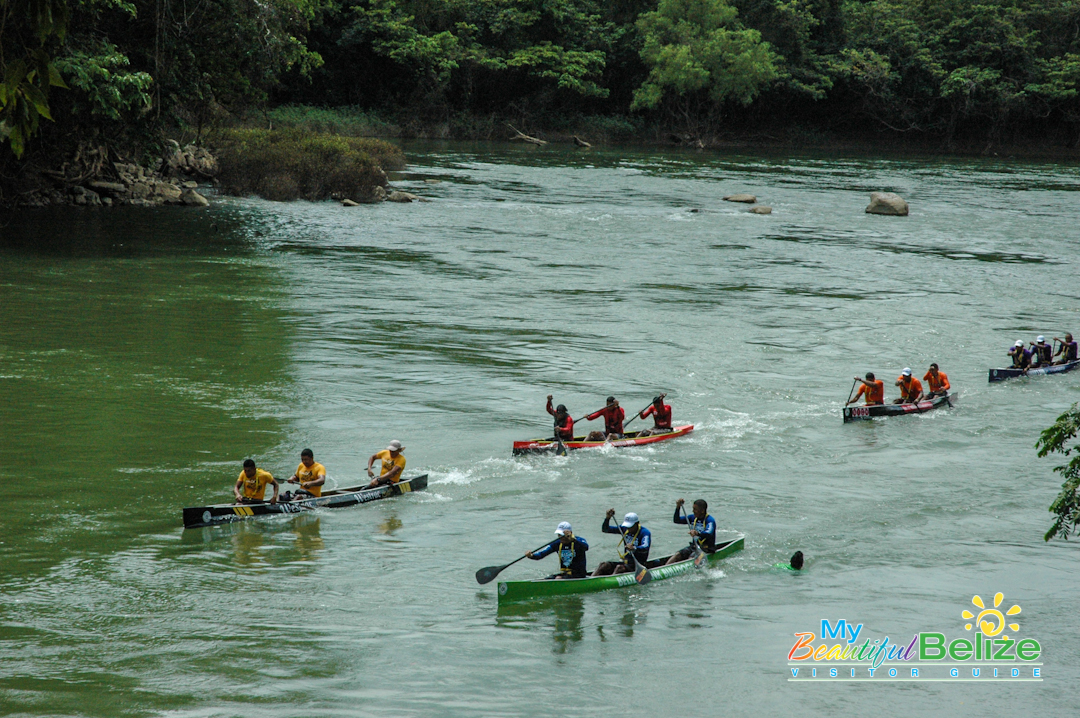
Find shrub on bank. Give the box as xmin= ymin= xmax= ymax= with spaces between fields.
xmin=266 ymin=105 xmax=402 ymax=137
xmin=212 ymin=129 xmax=405 ymax=202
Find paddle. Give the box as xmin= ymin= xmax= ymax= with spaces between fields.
xmin=682 ymin=505 xmax=708 ymax=568
xmin=610 ymin=517 xmax=651 ymax=585
xmin=475 ymin=542 xmax=551 ymax=584
xmin=623 ymin=395 xmax=664 ymax=431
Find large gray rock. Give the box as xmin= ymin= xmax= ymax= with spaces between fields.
xmin=88 ymin=181 xmax=127 ymax=195
xmin=749 ymin=205 xmax=772 ymax=214
xmin=724 ymin=193 xmax=757 ymax=203
xmin=181 ymin=189 xmax=209 ymax=207
xmin=341 ymin=199 xmax=360 ymax=207
xmin=386 ymin=191 xmax=418 ymax=203
xmin=866 ymin=192 xmax=909 ymax=216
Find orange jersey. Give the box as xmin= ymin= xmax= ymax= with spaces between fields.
xmin=923 ymin=370 xmax=949 ymax=393
xmin=855 ymin=380 xmax=884 ymax=405
xmin=897 ymin=376 xmax=923 ymax=402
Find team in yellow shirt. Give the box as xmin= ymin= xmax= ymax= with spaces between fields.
xmin=288 ymin=448 xmax=326 ymax=497
xmin=232 ymin=442 xmax=407 ymax=503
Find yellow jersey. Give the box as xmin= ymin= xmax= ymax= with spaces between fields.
xmin=238 ymin=468 xmax=275 ymax=500
xmin=294 ymin=461 xmax=326 ymax=497
xmin=374 ymin=450 xmax=406 ymax=483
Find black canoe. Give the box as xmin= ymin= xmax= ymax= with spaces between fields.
xmin=988 ymin=360 xmax=1080 ymax=382
xmin=843 ymin=393 xmax=956 ymax=423
xmin=182 ymin=474 xmax=428 ymax=529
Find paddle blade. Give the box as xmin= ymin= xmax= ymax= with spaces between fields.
xmin=634 ymin=564 xmax=652 ymax=585
xmin=693 ymin=550 xmax=707 ymax=569
xmin=554 ymin=440 xmax=568 ymax=457
xmin=475 ymin=564 xmax=508 ymax=585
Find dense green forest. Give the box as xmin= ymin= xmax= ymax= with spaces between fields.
xmin=3 ymin=0 xmax=1080 ymax=183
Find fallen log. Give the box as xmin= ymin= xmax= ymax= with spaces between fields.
xmin=508 ymin=124 xmax=548 ymax=146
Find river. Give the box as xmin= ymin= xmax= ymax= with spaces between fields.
xmin=1 ymin=142 xmax=1078 ymax=716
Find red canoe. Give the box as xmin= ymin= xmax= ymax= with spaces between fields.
xmin=512 ymin=424 xmax=694 ymax=455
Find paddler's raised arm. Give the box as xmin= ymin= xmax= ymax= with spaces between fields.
xmin=673 ymin=498 xmax=687 ymax=524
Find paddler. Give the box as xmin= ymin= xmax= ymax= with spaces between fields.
xmin=526 ymin=522 xmax=590 ymax=579
xmin=1054 ymin=333 xmax=1078 ymax=364
xmin=366 ymin=440 xmax=406 ymax=488
xmin=233 ymin=459 xmax=280 ymax=504
xmin=637 ymin=393 xmax=673 ymax=436
xmin=923 ymin=363 xmax=950 ymax=398
xmin=847 ymin=373 xmax=884 ymax=406
xmin=893 ymin=368 xmax=924 ymax=404
xmin=775 ymin=551 xmax=804 ymax=571
xmin=546 ymin=395 xmax=575 ymax=441
xmin=1008 ymin=340 xmax=1032 ymax=370
xmin=584 ymin=396 xmax=625 ymax=441
xmin=666 ymin=498 xmax=716 ymax=564
xmin=286 ymin=448 xmax=326 ymax=499
xmin=592 ymin=510 xmax=651 ymax=576
xmin=1030 ymin=336 xmax=1053 ymax=366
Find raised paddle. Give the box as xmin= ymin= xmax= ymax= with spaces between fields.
xmin=623 ymin=394 xmax=664 ymax=430
xmin=476 ymin=542 xmax=551 ymax=584
xmin=611 ymin=518 xmax=652 ymax=585
xmin=845 ymin=378 xmax=858 ymax=405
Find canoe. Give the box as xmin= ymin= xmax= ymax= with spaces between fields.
xmin=512 ymin=424 xmax=694 ymax=455
xmin=496 ymin=533 xmax=743 ymax=603
xmin=842 ymin=393 xmax=956 ymax=422
xmin=182 ymin=474 xmax=429 ymax=529
xmin=988 ymin=360 xmax=1080 ymax=382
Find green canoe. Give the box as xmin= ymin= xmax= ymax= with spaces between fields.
xmin=496 ymin=533 xmax=744 ymax=603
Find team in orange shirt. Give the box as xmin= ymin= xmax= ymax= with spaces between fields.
xmin=847 ymin=364 xmax=951 ymax=406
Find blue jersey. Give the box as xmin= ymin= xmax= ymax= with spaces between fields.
xmin=674 ymin=508 xmax=716 ymax=552
xmin=601 ymin=518 xmax=651 ymax=565
xmin=530 ymin=536 xmax=589 ymax=577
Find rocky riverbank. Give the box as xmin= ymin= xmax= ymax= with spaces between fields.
xmin=17 ymin=141 xmax=216 ymax=209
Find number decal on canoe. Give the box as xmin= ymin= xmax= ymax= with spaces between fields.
xmin=851 ymin=407 xmax=869 ymax=418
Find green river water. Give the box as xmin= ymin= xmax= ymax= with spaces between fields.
xmin=2 ymin=142 xmax=1079 ymax=716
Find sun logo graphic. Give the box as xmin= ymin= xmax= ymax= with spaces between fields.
xmin=962 ymin=593 xmax=1021 ymax=637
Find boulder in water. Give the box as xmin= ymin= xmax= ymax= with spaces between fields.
xmin=724 ymin=194 xmax=757 ymax=203
xmin=866 ymin=192 xmax=909 ymax=216
xmin=181 ymin=189 xmax=210 ymax=207
xmin=749 ymin=205 xmax=772 ymax=214
xmin=341 ymin=199 xmax=360 ymax=207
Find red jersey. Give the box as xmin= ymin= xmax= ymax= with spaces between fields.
xmin=587 ymin=405 xmax=625 ymax=434
xmin=641 ymin=403 xmax=672 ymax=429
xmin=546 ymin=398 xmax=574 ymax=439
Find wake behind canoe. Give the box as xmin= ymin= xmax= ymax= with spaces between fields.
xmin=182 ymin=474 xmax=429 ymax=529
xmin=988 ymin=360 xmax=1080 ymax=382
xmin=512 ymin=424 xmax=694 ymax=455
xmin=496 ymin=533 xmax=743 ymax=603
xmin=842 ymin=393 xmax=956 ymax=422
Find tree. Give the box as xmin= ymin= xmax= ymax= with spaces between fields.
xmin=631 ymin=0 xmax=777 ymax=122
xmin=1037 ymin=403 xmax=1080 ymax=541
xmin=0 ymin=0 xmax=70 ymax=157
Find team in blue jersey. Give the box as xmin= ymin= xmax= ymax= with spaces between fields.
xmin=666 ymin=498 xmax=717 ymax=565
xmin=527 ymin=522 xmax=590 ymax=578
xmin=523 ymin=499 xmax=721 ymax=577
xmin=592 ymin=510 xmax=652 ymax=576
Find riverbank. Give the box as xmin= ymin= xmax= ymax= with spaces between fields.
xmin=263 ymin=105 xmax=1080 ymax=162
